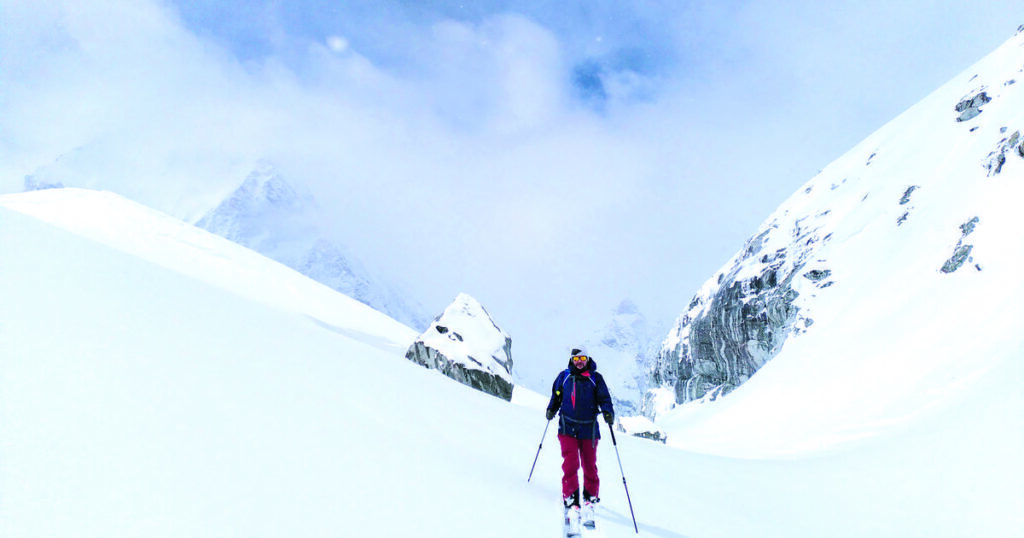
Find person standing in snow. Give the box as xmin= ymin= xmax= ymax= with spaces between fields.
xmin=545 ymin=345 xmax=614 ymax=517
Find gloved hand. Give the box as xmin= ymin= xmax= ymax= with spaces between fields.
xmin=603 ymin=411 xmax=614 ymax=425
xmin=546 ymin=408 xmax=556 ymax=420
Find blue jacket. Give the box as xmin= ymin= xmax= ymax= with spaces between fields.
xmin=546 ymin=359 xmax=614 ymax=440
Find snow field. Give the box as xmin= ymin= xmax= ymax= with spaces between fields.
xmin=4 ymin=189 xmax=1022 ymax=537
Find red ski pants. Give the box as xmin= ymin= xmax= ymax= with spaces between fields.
xmin=558 ymin=434 xmax=599 ymax=499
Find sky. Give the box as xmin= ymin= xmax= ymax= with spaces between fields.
xmin=1 ymin=0 xmax=1021 ymax=389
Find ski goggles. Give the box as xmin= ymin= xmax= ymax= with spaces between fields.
xmin=571 ymin=355 xmax=589 ymax=363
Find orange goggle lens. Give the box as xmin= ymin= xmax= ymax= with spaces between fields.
xmin=572 ymin=355 xmax=589 ymax=362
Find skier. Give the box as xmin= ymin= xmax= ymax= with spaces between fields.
xmin=546 ymin=345 xmax=614 ymax=533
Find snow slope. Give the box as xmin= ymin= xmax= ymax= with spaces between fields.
xmin=0 ymin=189 xmax=648 ymax=537
xmin=651 ymin=28 xmax=1024 ymax=462
xmin=0 ymin=188 xmax=417 ymax=351
xmin=3 ymin=187 xmax=1022 ymax=537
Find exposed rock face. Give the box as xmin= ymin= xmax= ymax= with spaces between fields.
xmin=899 ymin=185 xmax=920 ymax=205
xmin=897 ymin=185 xmax=921 ymax=225
xmin=984 ymin=129 xmax=1021 ymax=176
xmin=955 ymin=90 xmax=991 ymax=122
xmin=941 ymin=217 xmax=981 ymax=273
xmin=406 ymin=293 xmax=514 ymax=401
xmin=646 ymin=225 xmax=818 ymax=413
xmin=645 ymin=29 xmax=1024 ymax=419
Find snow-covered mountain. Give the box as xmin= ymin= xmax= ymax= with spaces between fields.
xmin=195 ymin=162 xmax=429 ymax=330
xmin=579 ymin=299 xmax=664 ymax=415
xmin=20 ymin=151 xmax=430 ymax=331
xmin=2 ymin=187 xmax=1021 ymax=536
xmin=4 ymin=27 xmax=1024 ymax=538
xmin=645 ymin=27 xmax=1024 ymax=422
xmin=406 ymin=293 xmax=515 ymax=400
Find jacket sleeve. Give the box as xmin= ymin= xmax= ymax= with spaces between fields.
xmin=546 ymin=372 xmax=564 ymax=413
xmin=595 ymin=373 xmax=614 ymax=416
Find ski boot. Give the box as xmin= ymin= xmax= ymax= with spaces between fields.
xmin=563 ymin=490 xmax=582 ymax=536
xmin=582 ymin=490 xmax=599 ymax=529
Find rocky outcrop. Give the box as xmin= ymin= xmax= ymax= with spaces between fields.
xmin=647 ymin=230 xmax=813 ymax=411
xmin=406 ymin=294 xmax=514 ymax=400
xmin=984 ymin=129 xmax=1022 ymax=176
xmin=616 ymin=416 xmax=667 ymax=444
xmin=897 ymin=185 xmax=922 ymax=226
xmin=955 ymin=90 xmax=991 ymax=122
xmin=941 ymin=217 xmax=981 ymax=273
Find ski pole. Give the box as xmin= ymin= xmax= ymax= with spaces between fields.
xmin=608 ymin=427 xmax=639 ymax=534
xmin=527 ymin=419 xmax=551 ymax=482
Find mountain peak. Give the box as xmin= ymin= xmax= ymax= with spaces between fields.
xmin=613 ymin=298 xmax=640 ymax=316
xmin=197 ymin=162 xmax=313 ymax=239
xmin=235 ymin=162 xmax=307 ymax=210
xmin=195 ymin=162 xmax=428 ymax=330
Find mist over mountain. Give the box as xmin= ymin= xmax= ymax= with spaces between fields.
xmin=195 ymin=162 xmax=429 ymax=330
xmin=3 ymin=28 xmax=1024 ymax=537
xmin=578 ymin=299 xmax=665 ymax=415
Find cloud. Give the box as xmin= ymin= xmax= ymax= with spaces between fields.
xmin=4 ymin=0 xmax=1023 ymax=389
xmin=408 ymin=14 xmax=567 ymax=133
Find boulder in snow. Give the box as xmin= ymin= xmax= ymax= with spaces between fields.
xmin=615 ymin=415 xmax=667 ymax=444
xmin=406 ymin=294 xmax=514 ymax=400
